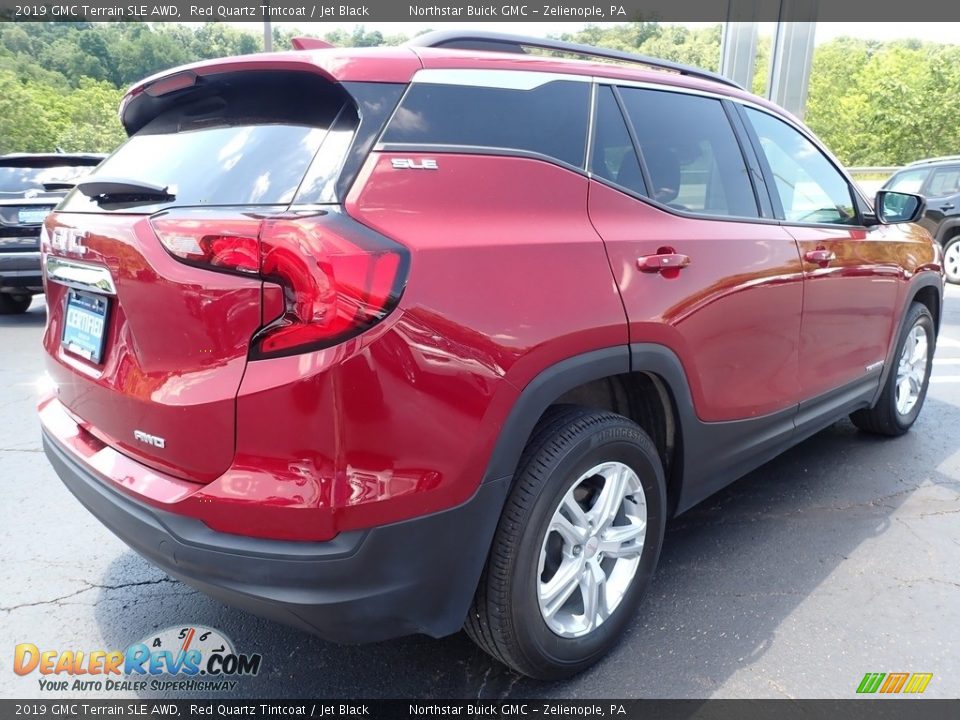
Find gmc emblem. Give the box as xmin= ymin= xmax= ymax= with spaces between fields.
xmin=50 ymin=227 xmax=88 ymax=256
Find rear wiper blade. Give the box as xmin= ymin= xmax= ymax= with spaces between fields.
xmin=42 ymin=181 xmax=76 ymax=192
xmin=77 ymin=177 xmax=175 ymax=203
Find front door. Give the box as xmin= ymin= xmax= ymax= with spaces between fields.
xmin=740 ymin=106 xmax=901 ymax=400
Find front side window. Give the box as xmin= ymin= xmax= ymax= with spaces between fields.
xmin=745 ymin=108 xmax=857 ymax=225
xmin=886 ymin=168 xmax=930 ymax=194
xmin=617 ymin=87 xmax=759 ymax=218
xmin=927 ymin=166 xmax=960 ymax=197
xmin=382 ymin=79 xmax=590 ymax=169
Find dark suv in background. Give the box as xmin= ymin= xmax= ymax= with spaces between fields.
xmin=0 ymin=152 xmax=104 ymax=313
xmin=885 ymin=156 xmax=960 ymax=283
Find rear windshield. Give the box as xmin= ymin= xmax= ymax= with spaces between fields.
xmin=91 ymin=124 xmax=329 ymax=206
xmin=60 ymin=72 xmax=352 ymax=213
xmin=0 ymin=164 xmax=97 ymax=194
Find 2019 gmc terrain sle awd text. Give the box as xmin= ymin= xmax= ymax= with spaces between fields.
xmin=39 ymin=31 xmax=942 ymax=679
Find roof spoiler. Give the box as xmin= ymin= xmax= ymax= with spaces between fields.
xmin=291 ymin=37 xmax=335 ymax=50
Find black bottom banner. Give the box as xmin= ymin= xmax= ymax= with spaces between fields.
xmin=2 ymin=700 xmax=958 ymax=720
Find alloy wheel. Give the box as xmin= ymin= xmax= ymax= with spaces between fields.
xmin=896 ymin=323 xmax=929 ymax=416
xmin=537 ymin=461 xmax=647 ymax=638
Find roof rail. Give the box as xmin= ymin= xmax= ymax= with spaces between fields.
xmin=407 ymin=30 xmax=743 ymax=90
xmin=907 ymin=155 xmax=960 ymax=166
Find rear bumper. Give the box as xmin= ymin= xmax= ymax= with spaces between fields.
xmin=43 ymin=428 xmax=509 ymax=643
xmin=0 ymin=250 xmax=42 ymax=291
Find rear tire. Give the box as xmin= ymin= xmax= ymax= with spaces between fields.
xmin=0 ymin=294 xmax=31 ymax=314
xmin=464 ymin=406 xmax=666 ymax=679
xmin=850 ymin=302 xmax=934 ymax=436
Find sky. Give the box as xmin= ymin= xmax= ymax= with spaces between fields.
xmin=250 ymin=21 xmax=960 ymax=45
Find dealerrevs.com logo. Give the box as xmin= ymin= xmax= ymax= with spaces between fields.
xmin=13 ymin=626 xmax=262 ymax=693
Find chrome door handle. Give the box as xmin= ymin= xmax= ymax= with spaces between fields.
xmin=637 ymin=252 xmax=691 ymax=273
xmin=804 ymin=248 xmax=836 ymax=264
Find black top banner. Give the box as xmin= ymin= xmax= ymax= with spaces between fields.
xmin=3 ymin=700 xmax=960 ymax=720
xmin=2 ymin=0 xmax=960 ymax=22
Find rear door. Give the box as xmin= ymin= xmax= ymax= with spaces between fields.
xmin=43 ymin=71 xmax=356 ymax=482
xmin=918 ymin=164 xmax=960 ymax=239
xmin=739 ymin=106 xmax=901 ymax=401
xmin=587 ymin=84 xmax=805 ymax=422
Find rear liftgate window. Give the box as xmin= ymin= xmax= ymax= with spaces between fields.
xmin=61 ymin=72 xmax=357 ymax=213
xmin=381 ymin=79 xmax=591 ymax=169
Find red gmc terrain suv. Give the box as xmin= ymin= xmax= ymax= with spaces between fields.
xmin=39 ymin=31 xmax=943 ymax=679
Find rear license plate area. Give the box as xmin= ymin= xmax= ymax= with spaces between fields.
xmin=62 ymin=289 xmax=109 ymax=364
xmin=18 ymin=208 xmax=50 ymax=225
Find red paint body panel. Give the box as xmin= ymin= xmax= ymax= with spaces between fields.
xmin=790 ymin=222 xmax=938 ymax=398
xmin=588 ymin=181 xmax=805 ymax=421
xmin=42 ymin=213 xmax=262 ymax=482
xmin=219 ymin=154 xmax=628 ymax=536
xmin=38 ymin=153 xmax=627 ymax=542
xmin=346 ymin=153 xmax=628 ymax=391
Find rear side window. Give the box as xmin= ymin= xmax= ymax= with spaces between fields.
xmin=886 ymin=168 xmax=930 ymax=194
xmin=618 ymin=88 xmax=759 ymax=218
xmin=590 ymin=86 xmax=646 ymax=196
xmin=927 ymin=167 xmax=960 ymax=197
xmin=61 ymin=72 xmax=352 ymax=213
xmin=381 ymin=80 xmax=590 ymax=168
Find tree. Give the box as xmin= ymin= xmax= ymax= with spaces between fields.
xmin=2 ymin=22 xmax=960 ymax=164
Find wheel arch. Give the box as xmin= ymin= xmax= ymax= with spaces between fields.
xmin=481 ymin=344 xmax=696 ymax=518
xmin=871 ymin=271 xmax=944 ymax=407
xmin=934 ymin=218 xmax=960 ymax=246
xmin=483 ymin=346 xmax=631 ymax=484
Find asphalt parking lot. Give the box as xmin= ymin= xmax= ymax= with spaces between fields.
xmin=2 ymin=288 xmax=959 ymax=700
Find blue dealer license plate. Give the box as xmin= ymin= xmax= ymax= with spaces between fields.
xmin=18 ymin=208 xmax=50 ymax=225
xmin=62 ymin=290 xmax=109 ymax=364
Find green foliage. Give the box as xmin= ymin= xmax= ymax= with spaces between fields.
xmin=0 ymin=22 xmax=263 ymax=153
xmin=806 ymin=39 xmax=960 ymax=165
xmin=1 ymin=21 xmax=959 ymax=166
xmin=0 ymin=69 xmax=124 ymax=154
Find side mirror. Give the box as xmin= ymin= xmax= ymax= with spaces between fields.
xmin=874 ymin=190 xmax=925 ymax=224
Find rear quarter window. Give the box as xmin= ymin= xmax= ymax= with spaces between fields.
xmin=381 ymin=79 xmax=590 ymax=169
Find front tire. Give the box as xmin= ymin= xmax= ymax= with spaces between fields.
xmin=464 ymin=406 xmax=666 ymax=679
xmin=851 ymin=302 xmax=935 ymax=436
xmin=0 ymin=293 xmax=31 ymax=315
xmin=943 ymin=236 xmax=960 ymax=285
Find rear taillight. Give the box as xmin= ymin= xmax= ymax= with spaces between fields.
xmin=151 ymin=211 xmax=408 ymax=359
xmin=253 ymin=216 xmax=407 ymax=358
xmin=151 ymin=217 xmax=260 ymax=275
